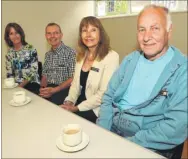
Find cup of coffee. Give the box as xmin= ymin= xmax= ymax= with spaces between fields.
xmin=62 ymin=124 xmax=82 ymax=147
xmin=13 ymin=91 xmax=26 ymax=104
xmin=4 ymin=78 xmax=15 ymax=87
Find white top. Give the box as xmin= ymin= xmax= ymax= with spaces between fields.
xmin=2 ymin=87 xmax=164 ymax=158
xmin=65 ymin=50 xmax=119 ymax=116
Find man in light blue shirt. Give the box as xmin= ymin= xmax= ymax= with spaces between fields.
xmin=97 ymin=4 xmax=187 ymax=159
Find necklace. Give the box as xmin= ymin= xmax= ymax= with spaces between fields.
xmin=82 ymin=53 xmax=94 ymax=71
xmin=87 ymin=52 xmax=96 ymax=61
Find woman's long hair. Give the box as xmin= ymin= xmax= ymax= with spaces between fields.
xmin=77 ymin=16 xmax=111 ymax=62
xmin=4 ymin=22 xmax=28 ymax=47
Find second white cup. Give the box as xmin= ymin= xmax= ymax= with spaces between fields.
xmin=62 ymin=124 xmax=82 ymax=147
xmin=13 ymin=91 xmax=26 ymax=104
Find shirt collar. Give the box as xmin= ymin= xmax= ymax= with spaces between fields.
xmin=11 ymin=45 xmax=25 ymax=52
xmin=140 ymin=46 xmax=174 ymax=64
xmin=51 ymin=41 xmax=64 ymax=54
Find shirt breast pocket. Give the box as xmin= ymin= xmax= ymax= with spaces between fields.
xmin=57 ymin=63 xmax=69 ymax=77
xmin=58 ymin=59 xmax=69 ymax=67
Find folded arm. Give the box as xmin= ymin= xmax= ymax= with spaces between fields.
xmin=96 ymin=67 xmax=121 ymax=129
xmin=6 ymin=53 xmax=14 ymax=78
xmin=127 ymin=64 xmax=188 ymax=150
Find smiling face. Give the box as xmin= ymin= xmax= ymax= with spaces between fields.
xmin=8 ymin=27 xmax=22 ymax=46
xmin=137 ymin=8 xmax=172 ymax=60
xmin=45 ymin=25 xmax=62 ymax=49
xmin=81 ymin=24 xmax=100 ymax=50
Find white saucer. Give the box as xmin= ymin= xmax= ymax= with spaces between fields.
xmin=9 ymin=97 xmax=31 ymax=107
xmin=3 ymin=83 xmax=18 ymax=89
xmin=56 ymin=132 xmax=89 ymax=152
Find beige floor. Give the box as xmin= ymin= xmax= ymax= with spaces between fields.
xmin=181 ymin=140 xmax=188 ymax=159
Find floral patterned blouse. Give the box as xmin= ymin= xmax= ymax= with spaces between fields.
xmin=6 ymin=44 xmax=40 ymax=84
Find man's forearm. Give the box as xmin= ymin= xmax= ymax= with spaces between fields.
xmin=52 ymin=78 xmax=73 ymax=94
xmin=19 ymin=80 xmax=29 ymax=87
xmin=40 ymin=75 xmax=48 ymax=87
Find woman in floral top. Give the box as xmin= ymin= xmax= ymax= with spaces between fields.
xmin=4 ymin=23 xmax=40 ymax=94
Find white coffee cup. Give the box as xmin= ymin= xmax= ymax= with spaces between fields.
xmin=62 ymin=124 xmax=82 ymax=147
xmin=4 ymin=78 xmax=15 ymax=87
xmin=13 ymin=91 xmax=26 ymax=104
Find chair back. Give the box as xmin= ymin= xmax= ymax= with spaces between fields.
xmin=38 ymin=61 xmax=42 ymax=80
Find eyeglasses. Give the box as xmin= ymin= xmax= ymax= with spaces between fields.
xmin=46 ymin=32 xmax=61 ymax=36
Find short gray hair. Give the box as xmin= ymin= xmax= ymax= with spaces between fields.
xmin=138 ymin=4 xmax=172 ymax=32
xmin=45 ymin=22 xmax=62 ymax=33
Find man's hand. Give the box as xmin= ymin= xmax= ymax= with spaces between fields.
xmin=39 ymin=87 xmax=55 ymax=98
xmin=60 ymin=104 xmax=78 ymax=112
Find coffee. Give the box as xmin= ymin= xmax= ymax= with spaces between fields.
xmin=65 ymin=129 xmax=79 ymax=135
xmin=62 ymin=124 xmax=82 ymax=146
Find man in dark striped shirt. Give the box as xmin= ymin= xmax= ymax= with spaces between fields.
xmin=39 ymin=23 xmax=76 ymax=105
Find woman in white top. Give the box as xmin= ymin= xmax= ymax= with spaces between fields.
xmin=61 ymin=16 xmax=119 ymax=123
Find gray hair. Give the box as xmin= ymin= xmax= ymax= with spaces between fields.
xmin=138 ymin=4 xmax=172 ymax=32
xmin=45 ymin=22 xmax=62 ymax=33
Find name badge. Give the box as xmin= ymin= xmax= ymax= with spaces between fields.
xmin=91 ymin=67 xmax=99 ymax=72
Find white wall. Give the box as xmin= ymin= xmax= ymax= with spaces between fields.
xmin=2 ymin=1 xmax=94 ymax=77
xmin=100 ymin=12 xmax=187 ymax=61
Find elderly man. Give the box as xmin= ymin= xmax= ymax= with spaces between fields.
xmin=39 ymin=23 xmax=76 ymax=105
xmin=97 ymin=5 xmax=187 ymax=158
